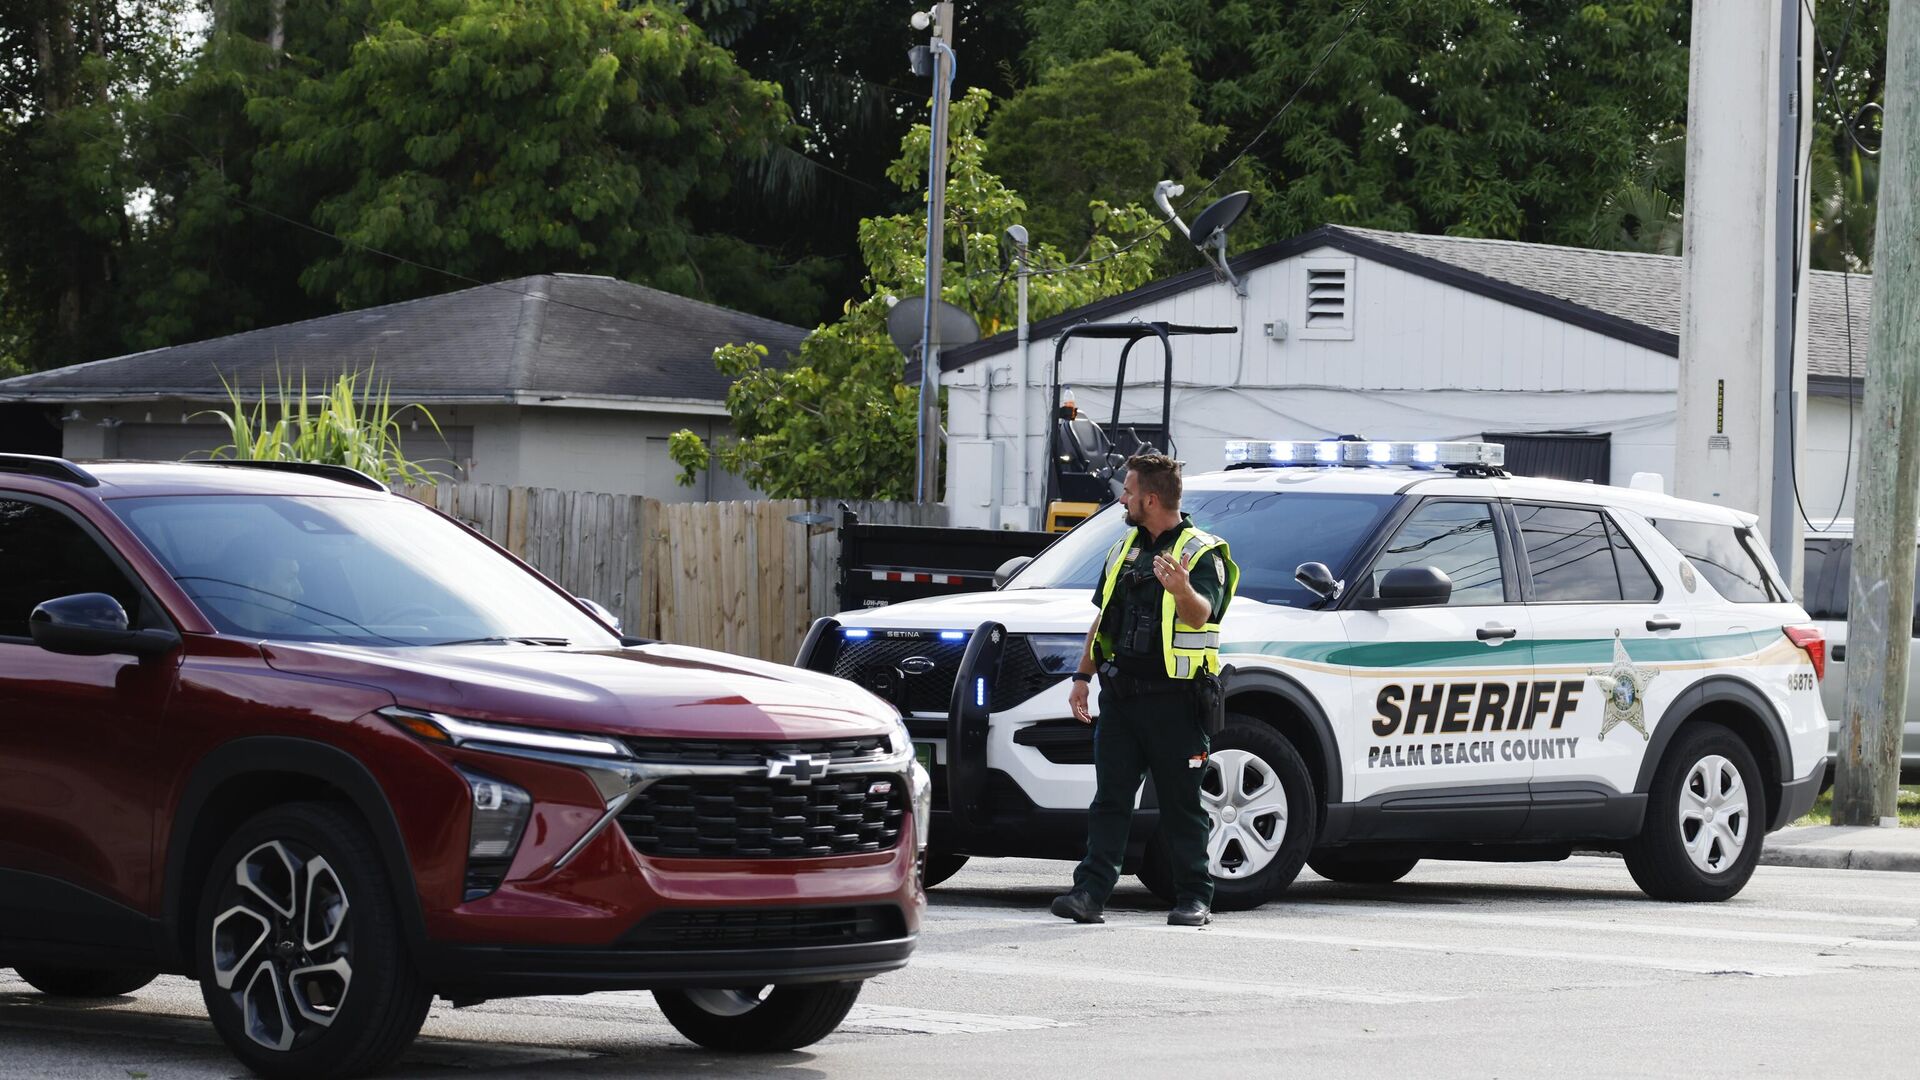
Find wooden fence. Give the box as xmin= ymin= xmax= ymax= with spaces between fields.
xmin=400 ymin=483 xmax=941 ymax=662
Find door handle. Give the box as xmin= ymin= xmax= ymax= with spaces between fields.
xmin=1646 ymin=618 xmax=1682 ymax=631
xmin=1476 ymin=626 xmax=1518 ymax=641
xmin=1832 ymin=643 xmax=1846 ymax=662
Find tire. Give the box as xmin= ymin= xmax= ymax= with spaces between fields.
xmin=921 ymin=849 xmax=969 ymax=889
xmin=13 ymin=965 xmax=157 ymax=997
xmin=1137 ymin=714 xmax=1317 ymax=912
xmin=1307 ymin=853 xmax=1420 ymax=884
xmin=195 ymin=802 xmax=432 ymax=1079
xmin=654 ymin=981 xmax=864 ymax=1051
xmin=1623 ymin=723 xmax=1766 ymax=902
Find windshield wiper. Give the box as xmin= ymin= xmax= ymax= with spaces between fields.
xmin=428 ymin=636 xmax=573 ymax=647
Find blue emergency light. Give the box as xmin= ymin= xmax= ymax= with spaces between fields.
xmin=1224 ymin=439 xmax=1504 ymax=470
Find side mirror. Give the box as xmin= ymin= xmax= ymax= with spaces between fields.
xmin=1359 ymin=567 xmax=1454 ymax=610
xmin=30 ymin=593 xmax=178 ymax=658
xmin=1294 ymin=561 xmax=1344 ymax=601
xmin=993 ymin=556 xmax=1034 ymax=589
xmin=575 ymin=596 xmax=623 ymax=634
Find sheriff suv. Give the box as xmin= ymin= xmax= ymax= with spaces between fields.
xmin=801 ymin=439 xmax=1827 ymax=909
xmin=0 ymin=455 xmax=927 ymax=1078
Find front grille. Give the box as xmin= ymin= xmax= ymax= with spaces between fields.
xmin=622 ymin=735 xmax=890 ymax=766
xmin=617 ymin=905 xmax=906 ymax=949
xmin=833 ymin=633 xmax=1067 ymax=715
xmin=620 ymin=775 xmax=905 ymax=858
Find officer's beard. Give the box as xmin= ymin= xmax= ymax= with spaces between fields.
xmin=1123 ymin=504 xmax=1141 ymax=527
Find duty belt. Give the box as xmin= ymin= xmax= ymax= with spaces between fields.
xmin=1097 ymin=660 xmax=1190 ymax=697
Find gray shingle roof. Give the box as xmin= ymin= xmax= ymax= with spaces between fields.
xmin=1338 ymin=226 xmax=1871 ymax=380
xmin=940 ymin=224 xmax=1872 ymax=382
xmin=0 ymin=274 xmax=810 ymax=403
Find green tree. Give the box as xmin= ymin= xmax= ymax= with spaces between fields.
xmin=986 ymin=49 xmax=1259 ymax=264
xmin=249 ymin=0 xmax=793 ymax=311
xmin=0 ymin=0 xmax=193 ymax=371
xmin=669 ymin=87 xmax=1163 ymax=500
xmin=681 ymin=0 xmax=1029 ymax=328
xmin=1021 ymin=0 xmax=1692 ymax=245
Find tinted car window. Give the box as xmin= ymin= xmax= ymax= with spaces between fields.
xmin=1652 ymin=519 xmax=1782 ymax=603
xmin=1802 ymin=540 xmax=1838 ymax=617
xmin=111 ymin=495 xmax=615 ymax=647
xmin=1516 ymin=504 xmax=1621 ymax=602
xmin=1370 ymin=500 xmax=1505 ymax=605
xmin=1608 ymin=518 xmax=1661 ymax=602
xmin=1005 ymin=490 xmax=1398 ymax=608
xmin=0 ymin=498 xmax=145 ymax=637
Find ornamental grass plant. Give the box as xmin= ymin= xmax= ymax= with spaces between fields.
xmin=196 ymin=368 xmax=443 ymax=487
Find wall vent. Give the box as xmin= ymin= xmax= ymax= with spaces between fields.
xmin=1298 ymin=256 xmax=1356 ymax=340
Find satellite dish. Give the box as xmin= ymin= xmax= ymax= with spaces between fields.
xmin=887 ymin=295 xmax=982 ymax=357
xmin=1189 ymin=190 xmax=1251 ymax=249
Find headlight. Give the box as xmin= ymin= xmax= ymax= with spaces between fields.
xmin=380 ymin=706 xmax=631 ymax=759
xmin=380 ymin=705 xmax=645 ymax=807
xmin=1027 ymin=634 xmax=1088 ymax=675
xmin=909 ymin=760 xmax=933 ymax=853
xmin=888 ymin=715 xmax=913 ymax=756
xmin=457 ymin=766 xmax=531 ymax=901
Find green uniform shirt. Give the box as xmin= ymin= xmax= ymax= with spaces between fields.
xmin=1091 ymin=513 xmax=1230 ymax=677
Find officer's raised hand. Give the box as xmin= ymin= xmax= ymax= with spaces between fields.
xmin=1152 ymin=553 xmax=1190 ymax=592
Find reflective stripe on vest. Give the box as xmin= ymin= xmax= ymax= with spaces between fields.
xmin=1089 ymin=524 xmax=1240 ymax=679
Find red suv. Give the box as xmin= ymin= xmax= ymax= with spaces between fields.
xmin=0 ymin=455 xmax=926 ymax=1078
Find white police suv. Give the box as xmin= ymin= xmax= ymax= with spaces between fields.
xmin=798 ymin=440 xmax=1829 ymax=908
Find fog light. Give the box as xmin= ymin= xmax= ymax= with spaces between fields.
xmin=458 ymin=767 xmax=530 ymax=899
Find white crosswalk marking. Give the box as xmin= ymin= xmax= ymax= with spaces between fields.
xmin=909 ymin=951 xmax=1454 ymax=1004
xmin=840 ymin=1005 xmax=1071 ymax=1034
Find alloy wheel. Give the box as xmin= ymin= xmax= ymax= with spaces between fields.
xmin=209 ymin=839 xmax=354 ymax=1052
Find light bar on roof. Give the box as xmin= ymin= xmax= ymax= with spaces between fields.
xmin=1223 ymin=439 xmax=1505 ymax=469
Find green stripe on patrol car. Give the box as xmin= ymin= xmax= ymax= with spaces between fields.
xmin=1244 ymin=630 xmax=1773 ymax=670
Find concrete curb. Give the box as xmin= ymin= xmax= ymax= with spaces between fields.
xmin=1757 ymin=845 xmax=1920 ymax=873
xmin=1578 ymin=826 xmax=1920 ymax=873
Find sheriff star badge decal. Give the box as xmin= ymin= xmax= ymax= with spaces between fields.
xmin=1589 ymin=631 xmax=1658 ymax=742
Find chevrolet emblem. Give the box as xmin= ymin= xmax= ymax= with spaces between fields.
xmin=767 ymin=752 xmax=828 ymax=784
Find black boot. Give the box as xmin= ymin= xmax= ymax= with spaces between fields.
xmin=1167 ymin=899 xmax=1212 ymax=927
xmin=1050 ymin=890 xmax=1105 ymax=924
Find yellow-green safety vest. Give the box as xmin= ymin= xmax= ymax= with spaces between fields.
xmin=1090 ymin=524 xmax=1239 ymax=679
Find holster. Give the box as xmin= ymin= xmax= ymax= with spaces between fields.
xmin=1195 ymin=665 xmax=1231 ymax=736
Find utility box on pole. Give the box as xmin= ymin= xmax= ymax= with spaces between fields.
xmin=1675 ymin=0 xmax=1811 ymax=588
xmin=1835 ymin=0 xmax=1920 ymax=827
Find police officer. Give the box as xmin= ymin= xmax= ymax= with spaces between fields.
xmin=1052 ymin=453 xmax=1238 ymax=927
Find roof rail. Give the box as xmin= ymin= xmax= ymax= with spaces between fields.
xmin=0 ymin=454 xmax=99 ymax=487
xmin=195 ymin=460 xmax=387 ymax=492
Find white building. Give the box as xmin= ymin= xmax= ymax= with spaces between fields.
xmin=935 ymin=225 xmax=1869 ymax=532
xmin=0 ymin=274 xmax=807 ymax=499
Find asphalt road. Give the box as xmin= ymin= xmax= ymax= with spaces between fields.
xmin=4 ymin=856 xmax=1915 ymax=1078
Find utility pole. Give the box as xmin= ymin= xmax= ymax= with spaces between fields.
xmin=1675 ymin=0 xmax=1809 ymax=589
xmin=1834 ymin=0 xmax=1920 ymax=827
xmin=914 ymin=2 xmax=956 ymax=505
xmin=1009 ymin=223 xmax=1032 ymax=529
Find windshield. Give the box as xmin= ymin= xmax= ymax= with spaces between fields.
xmin=110 ymin=495 xmax=618 ymax=647
xmin=1007 ymin=489 xmax=1399 ymax=608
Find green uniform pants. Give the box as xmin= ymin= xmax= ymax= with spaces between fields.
xmin=1072 ymin=684 xmax=1214 ymax=907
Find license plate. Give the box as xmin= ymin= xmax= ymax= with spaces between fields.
xmin=914 ymin=742 xmax=935 ymax=770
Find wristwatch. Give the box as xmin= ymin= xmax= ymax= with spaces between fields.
xmin=1070 ymin=672 xmax=1093 ymax=684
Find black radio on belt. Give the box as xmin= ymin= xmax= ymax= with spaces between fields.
xmin=1120 ymin=599 xmax=1158 ymax=656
